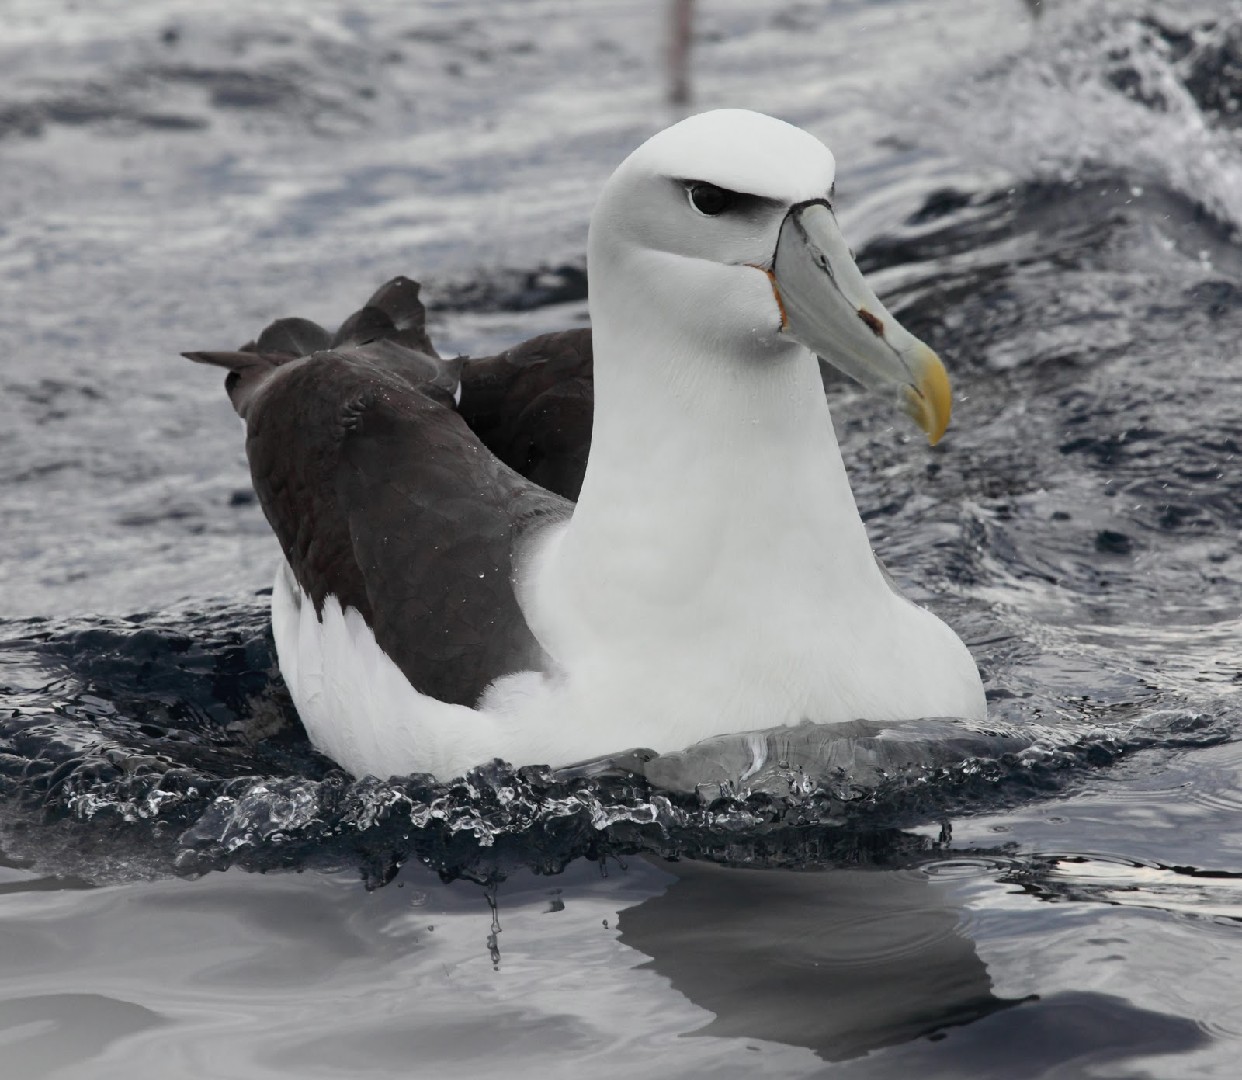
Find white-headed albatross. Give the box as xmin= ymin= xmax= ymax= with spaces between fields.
xmin=186 ymin=109 xmax=986 ymax=781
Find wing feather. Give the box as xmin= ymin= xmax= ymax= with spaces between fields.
xmin=184 ymin=277 xmax=573 ymax=707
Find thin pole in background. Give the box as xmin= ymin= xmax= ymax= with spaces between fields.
xmin=668 ymin=0 xmax=695 ymax=106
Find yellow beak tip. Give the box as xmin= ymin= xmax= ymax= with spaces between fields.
xmin=905 ymin=351 xmax=952 ymax=446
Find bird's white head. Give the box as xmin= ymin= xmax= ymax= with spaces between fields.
xmin=587 ymin=109 xmax=951 ymax=443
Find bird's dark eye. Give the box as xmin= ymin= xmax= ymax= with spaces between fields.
xmin=687 ymin=182 xmax=737 ymax=216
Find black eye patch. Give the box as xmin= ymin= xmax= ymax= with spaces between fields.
xmin=681 ymin=181 xmax=780 ymax=219
xmin=686 ymin=181 xmax=738 ymax=216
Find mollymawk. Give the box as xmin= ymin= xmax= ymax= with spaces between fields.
xmin=186 ymin=109 xmax=986 ymax=781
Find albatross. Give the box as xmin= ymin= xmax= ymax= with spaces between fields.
xmin=186 ymin=109 xmax=986 ymax=781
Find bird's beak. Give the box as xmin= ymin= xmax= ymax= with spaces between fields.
xmin=769 ymin=200 xmax=951 ymax=445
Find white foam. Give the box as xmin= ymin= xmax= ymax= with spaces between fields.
xmin=913 ymin=0 xmax=1242 ymax=229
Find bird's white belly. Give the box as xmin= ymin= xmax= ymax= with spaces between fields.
xmin=272 ymin=554 xmax=985 ymax=782
xmin=527 ymin=591 xmax=985 ymax=754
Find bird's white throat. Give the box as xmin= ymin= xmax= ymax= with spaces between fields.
xmin=534 ymin=326 xmax=883 ymax=629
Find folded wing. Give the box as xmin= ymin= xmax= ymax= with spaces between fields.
xmin=184 ymin=276 xmax=573 ymax=707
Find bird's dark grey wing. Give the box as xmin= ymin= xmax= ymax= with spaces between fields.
xmin=458 ymin=328 xmax=593 ymax=501
xmin=329 ymin=372 xmax=569 ymax=704
xmin=184 ymin=276 xmax=570 ymax=707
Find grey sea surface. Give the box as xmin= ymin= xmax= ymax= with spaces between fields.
xmin=2 ymin=0 xmax=1242 ymax=1076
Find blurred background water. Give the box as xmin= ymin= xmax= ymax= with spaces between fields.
xmin=1 ymin=0 xmax=1242 ymax=1076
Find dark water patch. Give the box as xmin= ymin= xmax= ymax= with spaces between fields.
xmin=0 ymin=595 xmax=327 ymax=789
xmin=0 ymin=18 xmax=397 ymax=144
xmin=0 ymin=98 xmax=209 ymax=139
xmin=5 ymin=378 xmax=107 ymax=424
xmin=1105 ymin=10 xmax=1242 ymax=128
xmin=847 ymin=171 xmax=1242 ymax=637
xmin=427 ymin=264 xmax=589 ymax=315
xmin=617 ymin=859 xmax=1030 ymax=1062
xmin=838 ymin=991 xmax=1211 ymax=1079
xmin=861 ymin=177 xmax=1242 ymax=305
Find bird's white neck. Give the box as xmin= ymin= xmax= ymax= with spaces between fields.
xmin=528 ymin=307 xmax=892 ymax=666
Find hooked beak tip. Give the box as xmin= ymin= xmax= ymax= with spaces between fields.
xmin=902 ymin=347 xmax=952 ymax=446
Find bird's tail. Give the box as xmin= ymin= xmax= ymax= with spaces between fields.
xmin=333 ymin=275 xmax=439 ymax=358
xmin=182 ymin=275 xmax=443 ymax=418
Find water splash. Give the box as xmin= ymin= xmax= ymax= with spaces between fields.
xmin=0 ymin=591 xmax=1231 ymax=887
xmin=919 ymin=0 xmax=1242 ymax=230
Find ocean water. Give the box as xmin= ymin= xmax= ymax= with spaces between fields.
xmin=1 ymin=0 xmax=1241 ymax=1075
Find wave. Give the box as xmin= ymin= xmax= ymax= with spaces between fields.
xmin=916 ymin=0 xmax=1242 ymax=230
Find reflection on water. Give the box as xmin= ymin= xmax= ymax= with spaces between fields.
xmin=0 ymin=858 xmax=822 ymax=1079
xmin=830 ymin=991 xmax=1210 ymax=1080
xmin=618 ymin=860 xmax=1023 ymax=1060
xmin=0 ymin=851 xmax=1227 ymax=1079
xmin=1011 ymin=855 xmax=1242 ymax=923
